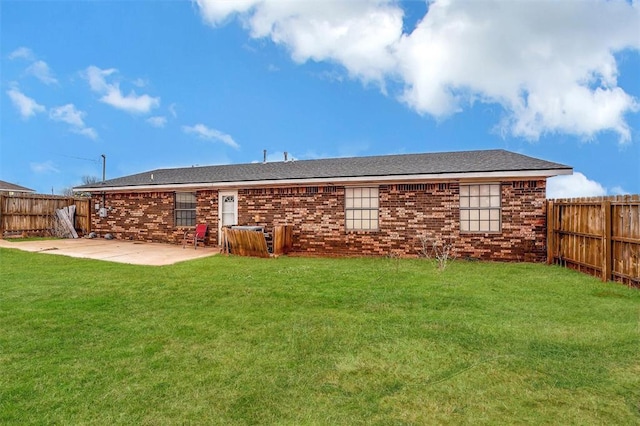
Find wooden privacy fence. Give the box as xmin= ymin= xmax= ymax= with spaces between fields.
xmin=223 ymin=225 xmax=294 ymax=258
xmin=272 ymin=225 xmax=294 ymax=255
xmin=0 ymin=194 xmax=91 ymax=237
xmin=224 ymin=228 xmax=270 ymax=258
xmin=547 ymin=195 xmax=639 ymax=286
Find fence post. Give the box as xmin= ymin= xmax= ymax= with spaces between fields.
xmin=602 ymin=200 xmax=612 ymax=282
xmin=0 ymin=194 xmax=5 ymax=238
xmin=85 ymin=199 xmax=91 ymax=234
xmin=546 ymin=200 xmax=554 ymax=264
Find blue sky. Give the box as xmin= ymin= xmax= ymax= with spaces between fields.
xmin=2 ymin=0 xmax=639 ymax=197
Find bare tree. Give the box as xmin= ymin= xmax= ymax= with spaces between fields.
xmin=416 ymin=232 xmax=456 ymax=271
xmin=59 ymin=175 xmax=100 ymax=197
xmin=59 ymin=187 xmax=75 ymax=197
xmin=81 ymin=175 xmax=100 ymax=185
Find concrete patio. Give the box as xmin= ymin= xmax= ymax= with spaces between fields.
xmin=0 ymin=238 xmax=220 ymax=266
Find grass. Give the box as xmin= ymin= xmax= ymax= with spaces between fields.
xmin=1 ymin=248 xmax=639 ymax=425
xmin=3 ymin=236 xmax=61 ymax=242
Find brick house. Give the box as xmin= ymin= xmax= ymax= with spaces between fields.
xmin=75 ymin=149 xmax=571 ymax=261
xmin=0 ymin=180 xmax=35 ymax=195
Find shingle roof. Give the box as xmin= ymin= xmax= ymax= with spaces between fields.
xmin=0 ymin=180 xmax=35 ymax=193
xmin=76 ymin=149 xmax=571 ymax=190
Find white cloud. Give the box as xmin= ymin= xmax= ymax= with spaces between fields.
xmin=6 ymin=86 xmax=45 ymax=119
xmin=146 ymin=116 xmax=167 ymax=128
xmin=72 ymin=127 xmax=99 ymax=140
xmin=49 ymin=104 xmax=98 ymax=140
xmin=100 ymin=88 xmax=160 ymax=114
xmin=30 ymin=160 xmax=59 ymax=174
xmin=132 ymin=77 xmax=148 ymax=87
xmin=83 ymin=65 xmax=160 ymax=114
xmin=26 ymin=60 xmax=58 ymax=85
xmin=609 ymin=186 xmax=629 ymax=195
xmin=49 ymin=104 xmax=85 ymax=127
xmin=8 ymin=47 xmax=58 ymax=85
xmin=8 ymin=47 xmax=34 ymax=61
xmin=196 ymin=0 xmax=640 ymax=143
xmin=199 ymin=0 xmax=403 ymax=85
xmin=182 ymin=124 xmax=240 ymax=149
xmin=84 ymin=65 xmax=117 ymax=92
xmin=168 ymin=103 xmax=178 ymax=118
xmin=546 ymin=172 xmax=607 ymax=199
xmin=196 ymin=0 xmax=258 ymax=25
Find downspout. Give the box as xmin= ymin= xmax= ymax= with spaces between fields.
xmin=101 ymin=154 xmax=106 ymax=213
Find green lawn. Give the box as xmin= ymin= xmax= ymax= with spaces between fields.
xmin=1 ymin=248 xmax=638 ymax=425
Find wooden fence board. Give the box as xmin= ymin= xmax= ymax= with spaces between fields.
xmin=603 ymin=201 xmax=612 ymax=281
xmin=547 ymin=195 xmax=640 ymax=287
xmin=222 ymin=225 xmax=294 ymax=258
xmin=224 ymin=228 xmax=270 ymax=258
xmin=546 ymin=201 xmax=554 ymax=264
xmin=0 ymin=194 xmax=90 ymax=237
xmin=56 ymin=208 xmax=78 ymax=239
xmin=273 ymin=225 xmax=293 ymax=256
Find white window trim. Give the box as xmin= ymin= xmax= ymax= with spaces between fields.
xmin=459 ymin=183 xmax=502 ymax=233
xmin=345 ymin=186 xmax=379 ymax=231
xmin=175 ymin=192 xmax=197 ymax=228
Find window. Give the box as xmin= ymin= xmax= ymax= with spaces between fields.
xmin=345 ymin=187 xmax=379 ymax=231
xmin=460 ymin=184 xmax=501 ymax=232
xmin=175 ymin=192 xmax=196 ymax=227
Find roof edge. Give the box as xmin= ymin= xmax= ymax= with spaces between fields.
xmin=75 ymin=168 xmax=573 ymax=193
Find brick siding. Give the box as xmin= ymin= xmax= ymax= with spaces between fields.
xmin=91 ymin=191 xmax=218 ymax=246
xmin=91 ymin=179 xmax=547 ymax=261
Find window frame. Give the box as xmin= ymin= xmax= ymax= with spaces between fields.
xmin=459 ymin=183 xmax=501 ymax=233
xmin=174 ymin=192 xmax=197 ymax=228
xmin=345 ymin=186 xmax=379 ymax=231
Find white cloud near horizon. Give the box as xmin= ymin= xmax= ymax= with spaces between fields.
xmin=83 ymin=65 xmax=160 ymax=114
xmin=609 ymin=186 xmax=629 ymax=196
xmin=6 ymin=86 xmax=45 ymax=119
xmin=182 ymin=124 xmax=240 ymax=149
xmin=546 ymin=172 xmax=608 ymax=199
xmin=196 ymin=0 xmax=640 ymax=143
xmin=49 ymin=104 xmax=98 ymax=140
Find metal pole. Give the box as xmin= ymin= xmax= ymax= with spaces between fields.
xmin=101 ymin=154 xmax=106 ymax=212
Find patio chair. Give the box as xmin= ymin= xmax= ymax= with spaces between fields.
xmin=183 ymin=224 xmax=208 ymax=249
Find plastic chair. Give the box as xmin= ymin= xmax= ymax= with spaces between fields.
xmin=183 ymin=224 xmax=208 ymax=249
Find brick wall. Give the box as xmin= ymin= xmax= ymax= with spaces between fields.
xmin=238 ymin=180 xmax=546 ymax=261
xmin=91 ymin=179 xmax=547 ymax=261
xmin=454 ymin=181 xmax=547 ymax=262
xmin=91 ymin=191 xmax=219 ymax=245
